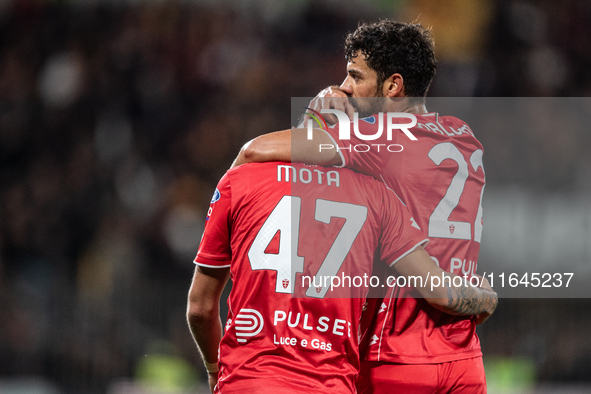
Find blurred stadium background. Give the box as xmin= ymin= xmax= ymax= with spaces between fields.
xmin=1 ymin=0 xmax=590 ymax=393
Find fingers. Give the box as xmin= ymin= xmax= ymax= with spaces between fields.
xmin=305 ymin=92 xmax=353 ymax=126
xmin=342 ymin=99 xmax=355 ymax=119
xmin=305 ymin=97 xmax=337 ymax=125
xmin=302 ymin=86 xmax=354 ymax=127
xmin=318 ymin=85 xmax=347 ymax=98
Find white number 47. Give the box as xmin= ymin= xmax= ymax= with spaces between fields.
xmin=247 ymin=196 xmax=367 ymax=298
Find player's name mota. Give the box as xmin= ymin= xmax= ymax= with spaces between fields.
xmin=277 ymin=165 xmax=340 ymax=187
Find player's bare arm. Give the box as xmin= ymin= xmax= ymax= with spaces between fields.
xmin=231 ymin=127 xmax=342 ymax=168
xmin=231 ymin=86 xmax=351 ymax=168
xmin=443 ymin=272 xmax=498 ymax=325
xmin=187 ymin=265 xmax=230 ymax=393
xmin=394 ymin=246 xmax=498 ymax=318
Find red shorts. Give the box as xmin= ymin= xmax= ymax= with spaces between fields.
xmin=357 ymin=357 xmax=487 ymax=394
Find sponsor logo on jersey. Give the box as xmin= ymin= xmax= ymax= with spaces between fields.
xmin=235 ymin=308 xmax=264 ymax=343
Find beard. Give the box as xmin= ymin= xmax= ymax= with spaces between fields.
xmin=348 ymin=85 xmax=386 ymax=118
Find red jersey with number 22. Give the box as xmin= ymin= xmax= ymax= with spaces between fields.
xmin=195 ymin=162 xmax=427 ymax=393
xmin=325 ymin=112 xmax=486 ymax=364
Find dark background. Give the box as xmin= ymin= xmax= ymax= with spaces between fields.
xmin=1 ymin=0 xmax=590 ymax=393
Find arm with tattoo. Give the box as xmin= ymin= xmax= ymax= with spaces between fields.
xmin=394 ymin=246 xmax=498 ymax=323
xmin=440 ymin=271 xmax=498 ymax=321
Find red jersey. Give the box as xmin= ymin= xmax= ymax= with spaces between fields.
xmin=324 ymin=112 xmax=486 ymax=364
xmin=195 ymin=162 xmax=427 ymax=393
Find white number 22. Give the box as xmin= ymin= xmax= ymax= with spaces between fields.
xmin=247 ymin=196 xmax=367 ymax=298
xmin=428 ymin=142 xmax=485 ymax=243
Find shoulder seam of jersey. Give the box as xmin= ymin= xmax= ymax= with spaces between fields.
xmin=388 ymin=238 xmax=429 ymax=267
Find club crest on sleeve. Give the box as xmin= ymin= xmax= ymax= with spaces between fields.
xmin=211 ymin=188 xmax=221 ymax=203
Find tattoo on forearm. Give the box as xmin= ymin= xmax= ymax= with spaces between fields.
xmin=442 ymin=272 xmax=498 ymax=315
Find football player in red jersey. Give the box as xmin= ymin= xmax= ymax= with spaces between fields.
xmin=187 ymin=162 xmax=496 ymax=393
xmin=232 ymin=20 xmax=491 ymax=393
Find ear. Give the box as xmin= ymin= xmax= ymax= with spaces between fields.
xmin=381 ymin=73 xmax=405 ymax=97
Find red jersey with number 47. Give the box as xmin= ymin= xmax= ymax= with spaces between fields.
xmin=324 ymin=112 xmax=486 ymax=364
xmin=195 ymin=162 xmax=427 ymax=393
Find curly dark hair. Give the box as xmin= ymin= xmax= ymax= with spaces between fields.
xmin=344 ymin=20 xmax=438 ymax=97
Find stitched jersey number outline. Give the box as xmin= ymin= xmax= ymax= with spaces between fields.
xmin=247 ymin=196 xmax=368 ymax=298
xmin=428 ymin=142 xmax=485 ymax=243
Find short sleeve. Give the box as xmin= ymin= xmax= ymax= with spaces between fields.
xmin=323 ymin=126 xmax=350 ymax=168
xmin=378 ymin=188 xmax=428 ymax=267
xmin=195 ymin=173 xmax=232 ymax=268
